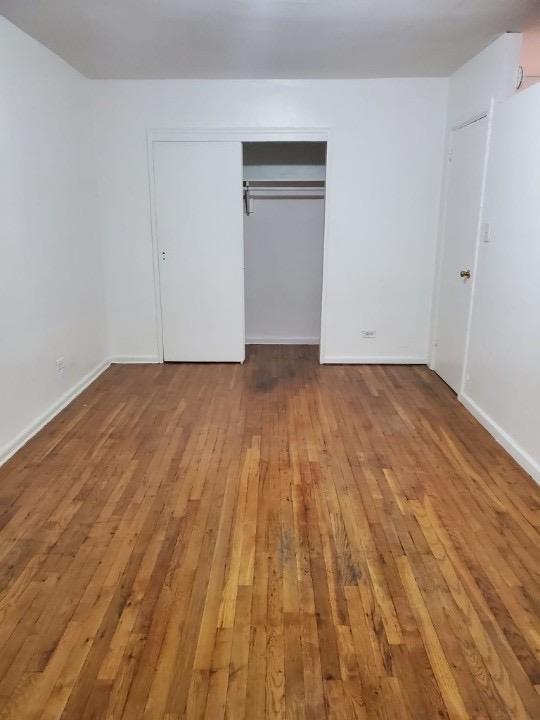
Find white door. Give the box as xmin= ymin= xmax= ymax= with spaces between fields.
xmin=434 ymin=117 xmax=488 ymax=391
xmin=154 ymin=141 xmax=245 ymax=362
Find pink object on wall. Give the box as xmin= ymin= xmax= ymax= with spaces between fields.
xmin=520 ymin=25 xmax=540 ymax=89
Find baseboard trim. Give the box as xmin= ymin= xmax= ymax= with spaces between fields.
xmin=109 ymin=355 xmax=161 ymax=364
xmin=459 ymin=392 xmax=540 ymax=484
xmin=321 ymin=355 xmax=428 ymax=365
xmin=0 ymin=359 xmax=110 ymax=467
xmin=246 ymin=337 xmax=319 ymax=346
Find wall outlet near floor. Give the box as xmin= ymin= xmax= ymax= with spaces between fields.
xmin=360 ymin=330 xmax=377 ymax=339
xmin=56 ymin=357 xmax=65 ymax=373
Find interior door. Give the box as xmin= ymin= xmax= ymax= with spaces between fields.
xmin=154 ymin=141 xmax=245 ymax=362
xmin=434 ymin=117 xmax=488 ymax=391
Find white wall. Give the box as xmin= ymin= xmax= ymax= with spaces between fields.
xmin=0 ymin=18 xmax=106 ymax=463
xmin=448 ymin=33 xmax=522 ymax=126
xmin=92 ymin=79 xmax=448 ymax=363
xmin=462 ymin=85 xmax=540 ymax=482
xmin=244 ymin=198 xmax=324 ymax=344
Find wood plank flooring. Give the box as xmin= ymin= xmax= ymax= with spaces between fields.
xmin=0 ymin=345 xmax=539 ymax=719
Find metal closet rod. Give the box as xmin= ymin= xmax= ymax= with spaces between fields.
xmin=243 ymin=180 xmax=325 ymax=215
xmin=243 ymin=180 xmax=325 ymax=188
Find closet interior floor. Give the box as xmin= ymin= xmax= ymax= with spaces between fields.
xmin=0 ymin=345 xmax=539 ymax=719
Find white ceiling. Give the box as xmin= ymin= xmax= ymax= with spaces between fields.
xmin=1 ymin=0 xmax=539 ymax=79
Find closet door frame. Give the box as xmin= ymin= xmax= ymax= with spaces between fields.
xmin=147 ymin=128 xmax=333 ymax=363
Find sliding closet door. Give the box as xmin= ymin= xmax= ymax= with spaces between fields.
xmin=154 ymin=141 xmax=244 ymax=362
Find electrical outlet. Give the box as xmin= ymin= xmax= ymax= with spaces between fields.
xmin=56 ymin=357 xmax=65 ymax=373
xmin=360 ymin=330 xmax=377 ymax=339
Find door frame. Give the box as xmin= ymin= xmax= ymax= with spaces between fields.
xmin=428 ymin=103 xmax=494 ymax=395
xmin=147 ymin=128 xmax=332 ymax=363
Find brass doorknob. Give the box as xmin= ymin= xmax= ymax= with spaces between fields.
xmin=460 ymin=269 xmax=471 ymax=279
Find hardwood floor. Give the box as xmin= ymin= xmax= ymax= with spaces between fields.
xmin=0 ymin=345 xmax=539 ymax=719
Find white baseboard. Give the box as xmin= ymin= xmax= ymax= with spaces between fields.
xmin=109 ymin=355 xmax=161 ymax=364
xmin=246 ymin=337 xmax=319 ymax=345
xmin=321 ymin=355 xmax=428 ymax=365
xmin=459 ymin=393 xmax=540 ymax=485
xmin=0 ymin=359 xmax=110 ymax=467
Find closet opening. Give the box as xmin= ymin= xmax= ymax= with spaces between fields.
xmin=242 ymin=142 xmax=326 ymax=355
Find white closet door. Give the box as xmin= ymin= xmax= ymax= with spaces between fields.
xmin=434 ymin=117 xmax=488 ymax=392
xmin=154 ymin=141 xmax=244 ymax=362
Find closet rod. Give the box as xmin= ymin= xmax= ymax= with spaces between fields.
xmin=243 ymin=180 xmax=325 ymax=188
xmin=243 ymin=181 xmax=325 ymax=215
